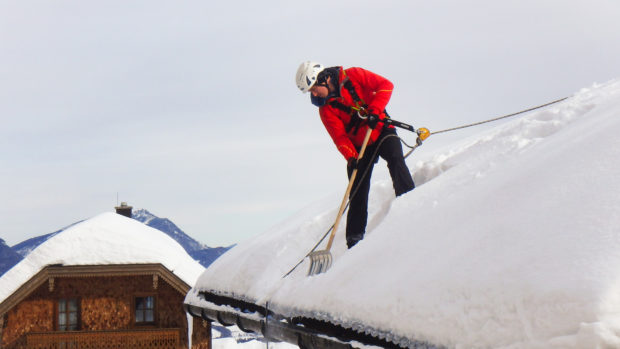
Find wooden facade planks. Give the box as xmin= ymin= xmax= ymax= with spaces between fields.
xmin=0 ymin=264 xmax=210 ymax=349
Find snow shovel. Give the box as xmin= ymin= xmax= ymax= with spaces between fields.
xmin=308 ymin=127 xmax=374 ymax=276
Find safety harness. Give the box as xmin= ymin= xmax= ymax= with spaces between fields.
xmin=327 ymin=72 xmax=378 ymax=134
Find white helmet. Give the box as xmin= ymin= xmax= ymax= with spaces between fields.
xmin=296 ymin=61 xmax=324 ymax=93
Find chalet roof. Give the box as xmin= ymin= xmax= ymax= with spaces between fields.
xmin=0 ymin=212 xmax=204 ymax=309
xmin=0 ymin=263 xmax=190 ymax=318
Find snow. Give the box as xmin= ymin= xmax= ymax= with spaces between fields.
xmin=211 ymin=325 xmax=298 ymax=349
xmin=212 ymin=337 xmax=297 ymax=349
xmin=187 ymin=79 xmax=620 ymax=348
xmin=0 ymin=212 xmax=205 ymax=304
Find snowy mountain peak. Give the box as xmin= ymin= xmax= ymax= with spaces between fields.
xmin=131 ymin=208 xmax=234 ymax=267
xmin=132 ymin=208 xmax=157 ymax=225
xmin=0 ymin=239 xmax=21 ymax=276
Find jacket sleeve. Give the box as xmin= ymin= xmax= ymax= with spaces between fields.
xmin=347 ymin=67 xmax=394 ymax=116
xmin=319 ymin=107 xmax=358 ymax=160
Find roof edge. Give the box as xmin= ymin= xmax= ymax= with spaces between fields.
xmin=0 ymin=263 xmax=190 ymax=317
xmin=185 ymin=291 xmax=442 ymax=349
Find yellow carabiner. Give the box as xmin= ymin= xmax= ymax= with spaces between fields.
xmin=417 ymin=127 xmax=430 ymax=141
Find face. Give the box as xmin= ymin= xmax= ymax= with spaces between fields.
xmin=309 ymin=75 xmax=332 ymax=98
xmin=309 ymin=84 xmax=329 ymax=98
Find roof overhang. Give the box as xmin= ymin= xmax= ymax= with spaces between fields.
xmin=184 ymin=291 xmax=442 ymax=349
xmin=0 ymin=263 xmax=189 ymax=317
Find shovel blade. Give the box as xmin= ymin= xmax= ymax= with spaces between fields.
xmin=307 ymin=250 xmax=333 ymax=276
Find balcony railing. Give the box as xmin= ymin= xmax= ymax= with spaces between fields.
xmin=26 ymin=328 xmax=181 ymax=349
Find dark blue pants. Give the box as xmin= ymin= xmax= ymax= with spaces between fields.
xmin=346 ymin=128 xmax=415 ymax=248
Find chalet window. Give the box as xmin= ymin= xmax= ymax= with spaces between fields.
xmin=135 ymin=296 xmax=155 ymax=323
xmin=58 ymin=298 xmax=79 ymax=331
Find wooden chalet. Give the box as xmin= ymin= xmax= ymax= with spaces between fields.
xmin=0 ymin=263 xmax=210 ymax=349
xmin=0 ymin=206 xmax=211 ymax=349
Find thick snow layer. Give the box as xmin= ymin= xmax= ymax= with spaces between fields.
xmin=187 ymin=79 xmax=620 ymax=349
xmin=0 ymin=212 xmax=205 ymax=304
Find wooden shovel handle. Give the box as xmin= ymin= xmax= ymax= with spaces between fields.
xmin=325 ymin=128 xmax=374 ymax=251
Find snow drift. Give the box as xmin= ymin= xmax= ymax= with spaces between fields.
xmin=187 ymin=79 xmax=620 ymax=349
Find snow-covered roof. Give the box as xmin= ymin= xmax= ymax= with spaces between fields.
xmin=186 ymin=78 xmax=620 ymax=348
xmin=0 ymin=212 xmax=205 ymax=305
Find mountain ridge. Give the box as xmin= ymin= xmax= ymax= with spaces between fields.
xmin=131 ymin=208 xmax=233 ymax=267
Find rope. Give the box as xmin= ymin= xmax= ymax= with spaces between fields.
xmin=284 ymin=95 xmax=569 ymax=278
xmin=430 ymin=96 xmax=569 ymax=135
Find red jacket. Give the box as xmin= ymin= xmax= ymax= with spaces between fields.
xmin=319 ymin=66 xmax=394 ymax=160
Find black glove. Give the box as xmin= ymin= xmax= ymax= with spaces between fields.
xmin=367 ymin=114 xmax=379 ymax=129
xmin=347 ymin=157 xmax=358 ymax=171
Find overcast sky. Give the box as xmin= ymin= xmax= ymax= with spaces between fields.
xmin=2 ymin=0 xmax=619 ymax=247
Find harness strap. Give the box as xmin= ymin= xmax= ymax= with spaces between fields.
xmin=342 ymin=79 xmax=366 ymax=109
xmin=329 ymin=74 xmax=390 ymax=134
xmin=330 ymin=73 xmax=369 ymax=134
xmin=329 ymin=99 xmax=363 ymax=133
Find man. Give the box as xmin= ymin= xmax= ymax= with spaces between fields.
xmin=296 ymin=61 xmax=415 ymax=248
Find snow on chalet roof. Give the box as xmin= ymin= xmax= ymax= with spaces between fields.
xmin=0 ymin=212 xmax=205 ymax=304
xmin=186 ymin=79 xmax=620 ymax=349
